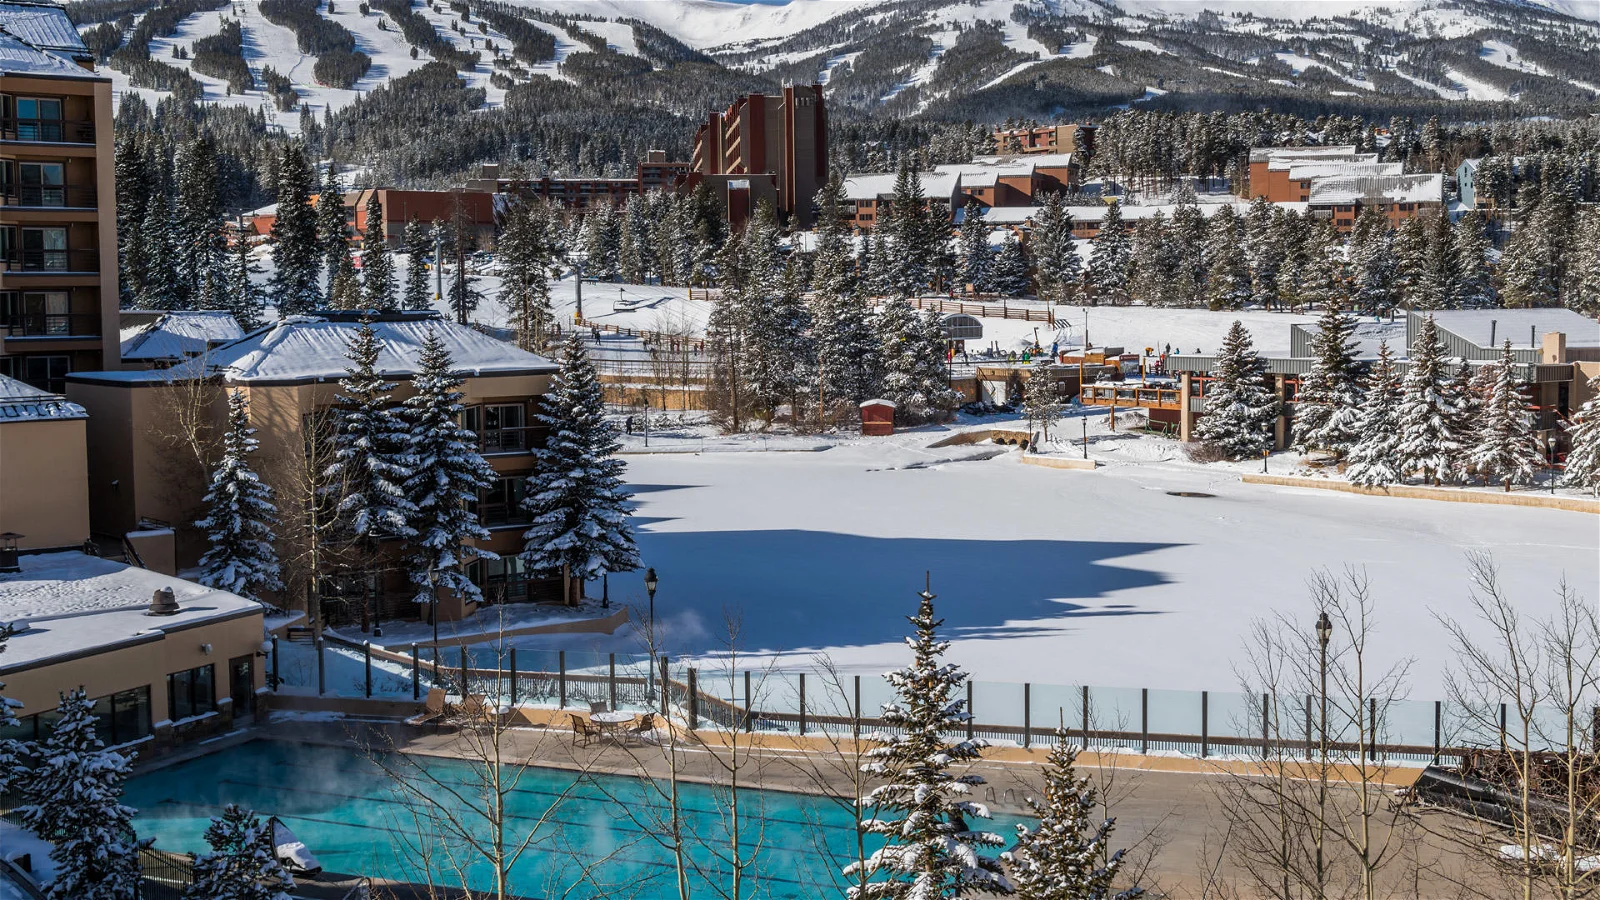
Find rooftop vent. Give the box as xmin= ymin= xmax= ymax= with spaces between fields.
xmin=147 ymin=587 xmax=180 ymax=616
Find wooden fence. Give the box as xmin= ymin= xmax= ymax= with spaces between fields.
xmin=905 ymin=296 xmax=1056 ymax=325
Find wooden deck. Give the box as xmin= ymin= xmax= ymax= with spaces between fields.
xmin=1079 ymin=383 xmax=1184 ymax=410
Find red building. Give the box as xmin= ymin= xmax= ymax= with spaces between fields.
xmin=692 ymin=85 xmax=827 ymax=227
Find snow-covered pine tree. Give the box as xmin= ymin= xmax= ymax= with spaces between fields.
xmin=328 ymin=241 xmax=361 ymax=310
xmin=707 ymin=227 xmax=752 ymax=429
xmin=520 ymin=336 xmax=639 ymax=605
xmin=115 ymin=136 xmax=151 ymax=307
xmin=584 ymin=202 xmax=622 ymax=281
xmin=361 ymin=193 xmax=397 ymax=311
xmin=225 ymin=239 xmax=266 ymax=332
xmin=877 ymin=300 xmax=957 ymax=422
xmin=1498 ymin=187 xmax=1573 ymax=310
xmin=1002 ymin=729 xmax=1142 ymax=900
xmin=270 ymin=144 xmax=321 ymax=316
xmin=175 ymin=136 xmax=227 ymax=309
xmin=1395 ymin=315 xmax=1465 ymax=485
xmin=1348 ymin=208 xmax=1396 ymax=315
xmin=1562 ymin=375 xmax=1600 ymax=492
xmin=1392 ymin=216 xmax=1436 ymax=310
xmin=1191 ymin=320 xmax=1279 ymax=460
xmin=196 ymin=389 xmax=282 ymax=603
xmin=991 ymin=231 xmax=1031 ymax=298
xmin=958 ymin=201 xmax=992 ymax=297
xmin=447 ymin=262 xmax=484 ymax=325
xmin=1084 ymin=201 xmax=1131 ymax=306
xmin=0 ymin=626 xmax=17 ymax=797
xmin=1031 ymin=194 xmax=1079 ymax=303
xmin=1568 ymin=208 xmax=1600 ymax=317
xmin=497 ymin=201 xmax=559 ymax=351
xmin=1345 ymin=342 xmax=1405 ymax=487
xmin=1023 ymin=359 xmax=1062 ymax=444
xmin=1169 ymin=200 xmax=1208 ymax=308
xmin=317 ymin=165 xmax=348 ymax=304
xmin=1128 ymin=210 xmax=1171 ymax=306
xmin=326 ymin=319 xmax=416 ymax=541
xmin=402 ymin=217 xmax=434 ymax=311
xmin=136 ymin=190 xmax=181 ymax=310
xmin=184 ymin=805 xmax=295 ymax=900
xmin=813 ymin=180 xmax=880 ymax=414
xmin=15 ymin=690 xmax=147 ymax=900
xmin=847 ymin=580 xmax=1010 ymax=900
xmin=746 ymin=255 xmax=814 ymax=424
xmin=1204 ymin=205 xmax=1250 ymax=311
xmin=1243 ymin=197 xmax=1283 ymax=308
xmin=1466 ymin=341 xmax=1544 ymax=490
xmin=886 ymin=156 xmax=937 ymax=297
xmin=403 ymin=329 xmax=497 ymax=609
xmin=1293 ymin=304 xmax=1363 ymax=457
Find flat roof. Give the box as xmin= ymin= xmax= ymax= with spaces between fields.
xmin=0 ymin=551 xmax=264 ymax=675
xmin=1430 ymin=309 xmax=1600 ymax=349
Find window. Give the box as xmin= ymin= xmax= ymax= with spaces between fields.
xmin=476 ymin=555 xmax=532 ymax=603
xmin=19 ymin=227 xmax=67 ymax=270
xmin=14 ymin=97 xmax=63 ymax=141
xmin=167 ymin=664 xmax=216 ymax=722
xmin=478 ymin=476 xmax=529 ymax=527
xmin=0 ymin=354 xmax=69 ymax=392
xmin=12 ymin=162 xmax=65 ymax=206
xmin=4 ymin=686 xmax=151 ymax=747
xmin=465 ymin=403 xmax=527 ymax=453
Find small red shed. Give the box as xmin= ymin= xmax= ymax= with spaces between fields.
xmin=860 ymin=399 xmax=896 ymax=436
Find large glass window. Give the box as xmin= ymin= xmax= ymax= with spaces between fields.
xmin=15 ymin=97 xmax=63 ymax=141
xmin=0 ymin=354 xmax=69 ymax=392
xmin=19 ymin=227 xmax=67 ymax=270
xmin=5 ymin=686 xmax=152 ymax=747
xmin=477 ymin=556 xmax=531 ymax=604
xmin=167 ymin=664 xmax=216 ymax=722
xmin=479 ymin=476 xmax=529 ymax=527
xmin=465 ymin=403 xmax=527 ymax=453
xmin=17 ymin=162 xmax=65 ymax=207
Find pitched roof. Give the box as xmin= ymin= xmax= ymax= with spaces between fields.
xmin=120 ymin=311 xmax=246 ymax=362
xmin=0 ymin=373 xmax=84 ymax=422
xmin=1308 ymin=173 xmax=1443 ymax=205
xmin=0 ymin=28 xmax=92 ymax=77
xmin=1286 ymin=160 xmax=1401 ymax=180
xmin=0 ymin=1 xmax=84 ymax=54
xmin=1248 ymin=145 xmax=1359 ymax=164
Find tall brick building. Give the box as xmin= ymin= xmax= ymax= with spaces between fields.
xmin=691 ymin=85 xmax=827 ymax=227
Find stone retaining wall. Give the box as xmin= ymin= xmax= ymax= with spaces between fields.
xmin=1241 ymin=473 xmax=1600 ymax=513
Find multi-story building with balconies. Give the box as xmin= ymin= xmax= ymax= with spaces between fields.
xmin=0 ymin=2 xmax=119 ymax=393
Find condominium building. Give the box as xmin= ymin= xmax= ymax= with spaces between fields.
xmin=991 ymin=123 xmax=1097 ymax=158
xmin=0 ymin=1 xmax=121 ymax=392
xmin=691 ymin=85 xmax=827 ymax=227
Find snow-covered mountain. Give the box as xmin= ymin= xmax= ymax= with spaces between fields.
xmin=80 ymin=0 xmax=1600 ymax=131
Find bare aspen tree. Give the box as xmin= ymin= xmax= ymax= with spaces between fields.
xmin=267 ymin=403 xmax=351 ymax=633
xmin=783 ymin=656 xmax=880 ymax=898
xmin=1536 ymin=578 xmax=1600 ymax=899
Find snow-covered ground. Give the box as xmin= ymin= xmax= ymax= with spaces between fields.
xmin=487 ymin=420 xmax=1598 ymax=700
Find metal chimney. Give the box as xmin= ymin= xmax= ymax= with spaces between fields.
xmin=147 ymin=587 xmax=180 ymax=616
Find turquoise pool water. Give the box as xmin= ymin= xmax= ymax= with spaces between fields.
xmin=124 ymin=741 xmax=1027 ymax=898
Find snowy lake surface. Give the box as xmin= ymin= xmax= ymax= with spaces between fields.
xmin=531 ymin=436 xmax=1598 ymax=699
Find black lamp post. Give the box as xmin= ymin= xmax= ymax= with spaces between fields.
xmin=1315 ymin=610 xmax=1332 ymax=895
xmin=644 ymin=567 xmax=659 ymax=701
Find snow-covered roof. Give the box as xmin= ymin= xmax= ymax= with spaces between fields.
xmin=0 ymin=29 xmax=92 ymax=78
xmin=0 ymin=373 xmax=84 ymax=422
xmin=1286 ymin=161 xmax=1400 ymax=180
xmin=201 ymin=312 xmax=555 ymax=384
xmin=1248 ymin=145 xmax=1359 ymax=164
xmin=120 ymin=311 xmax=246 ymax=362
xmin=0 ymin=551 xmax=263 ymax=674
xmin=0 ymin=1 xmax=85 ymax=54
xmin=842 ymin=172 xmax=961 ymax=202
xmin=954 ymin=206 xmax=1039 ymax=225
xmin=1430 ymin=309 xmax=1600 ymax=349
xmin=1271 ymin=152 xmax=1377 ymax=173
xmin=1308 ymin=174 xmax=1443 ymax=206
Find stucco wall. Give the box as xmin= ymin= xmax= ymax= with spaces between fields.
xmin=0 ymin=418 xmax=89 ymax=549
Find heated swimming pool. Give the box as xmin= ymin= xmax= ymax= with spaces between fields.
xmin=125 ymin=741 xmax=1027 ymax=898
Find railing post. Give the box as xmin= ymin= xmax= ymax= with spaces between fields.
xmin=660 ymin=656 xmax=670 ymax=717
xmin=744 ymin=670 xmax=752 ymax=733
xmin=316 ymin=638 xmax=325 ymax=696
xmin=966 ymin=681 xmax=974 ymax=740
xmin=1262 ymin=691 xmax=1271 ymax=756
xmin=559 ymin=650 xmax=567 ymax=709
xmin=1140 ymin=688 xmax=1149 ymax=754
xmin=609 ymin=653 xmax=617 ymax=711
xmin=1440 ymin=695 xmax=1452 ymax=755
xmin=271 ymin=636 xmax=280 ymax=691
xmin=1023 ymin=683 xmax=1031 ymax=749
xmin=799 ymin=672 xmax=807 ymax=736
xmin=1500 ymin=702 xmax=1508 ymax=750
xmin=410 ymin=644 xmax=419 ymax=700
xmin=364 ymin=641 xmax=373 ymax=698
xmin=1081 ymin=685 xmax=1090 ymax=749
xmin=508 ymin=648 xmax=518 ymax=707
xmin=853 ymin=675 xmax=861 ymax=742
xmin=1201 ymin=691 xmax=1209 ymax=758
xmin=687 ymin=668 xmax=699 ymax=731
xmin=1369 ymin=697 xmax=1378 ymax=762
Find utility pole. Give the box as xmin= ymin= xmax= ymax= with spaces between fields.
xmin=432 ymin=227 xmax=443 ymax=308
xmin=573 ymin=256 xmax=584 ymax=322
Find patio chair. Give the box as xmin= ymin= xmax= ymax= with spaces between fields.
xmin=622 ymin=713 xmax=657 ymax=746
xmin=589 ymin=701 xmax=609 ymax=714
xmin=404 ymin=688 xmax=447 ymax=727
xmin=569 ymin=713 xmax=597 ymax=748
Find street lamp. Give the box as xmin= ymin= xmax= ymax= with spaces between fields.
xmin=1315 ymin=610 xmax=1332 ymax=896
xmin=645 ymin=567 xmax=659 ymax=700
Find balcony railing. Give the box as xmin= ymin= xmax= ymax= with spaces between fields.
xmin=478 ymin=502 xmax=531 ymax=529
xmin=0 ymin=118 xmax=95 ymax=144
xmin=0 ymin=184 xmax=97 ymax=208
xmin=477 ymin=425 xmax=544 ymax=454
xmin=0 ymin=249 xmax=101 ymax=272
xmin=2 ymin=312 xmax=99 ymax=337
